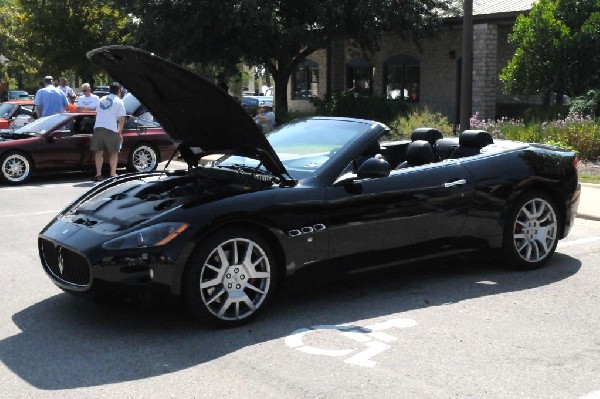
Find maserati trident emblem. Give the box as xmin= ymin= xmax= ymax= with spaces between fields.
xmin=57 ymin=247 xmax=65 ymax=275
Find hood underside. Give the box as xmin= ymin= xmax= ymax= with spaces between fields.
xmin=87 ymin=46 xmax=287 ymax=178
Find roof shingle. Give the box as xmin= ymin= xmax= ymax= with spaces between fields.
xmin=473 ymin=0 xmax=537 ymax=15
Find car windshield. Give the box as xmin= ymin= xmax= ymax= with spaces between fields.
xmin=0 ymin=103 xmax=16 ymax=118
xmin=218 ymin=118 xmax=371 ymax=180
xmin=13 ymin=113 xmax=70 ymax=134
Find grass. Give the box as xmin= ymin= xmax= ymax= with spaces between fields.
xmin=579 ymin=173 xmax=600 ymax=184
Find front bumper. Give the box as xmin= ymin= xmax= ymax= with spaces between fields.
xmin=38 ymin=219 xmax=184 ymax=295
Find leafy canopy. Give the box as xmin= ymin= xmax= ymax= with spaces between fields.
xmin=122 ymin=0 xmax=449 ymax=121
xmin=500 ymin=0 xmax=600 ymax=97
xmin=18 ymin=0 xmax=130 ymax=84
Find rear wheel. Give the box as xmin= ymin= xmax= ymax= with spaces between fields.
xmin=503 ymin=191 xmax=560 ymax=269
xmin=0 ymin=151 xmax=32 ymax=184
xmin=128 ymin=143 xmax=158 ymax=172
xmin=184 ymin=229 xmax=277 ymax=326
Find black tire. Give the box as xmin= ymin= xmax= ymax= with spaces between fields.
xmin=127 ymin=143 xmax=159 ymax=172
xmin=0 ymin=151 xmax=33 ymax=184
xmin=184 ymin=228 xmax=278 ymax=327
xmin=502 ymin=191 xmax=561 ymax=269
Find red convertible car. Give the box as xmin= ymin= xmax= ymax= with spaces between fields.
xmin=0 ymin=112 xmax=177 ymax=184
xmin=0 ymin=99 xmax=36 ymax=129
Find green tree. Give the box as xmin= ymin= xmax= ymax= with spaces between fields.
xmin=122 ymin=0 xmax=448 ymax=122
xmin=18 ymin=0 xmax=130 ymax=85
xmin=500 ymin=0 xmax=600 ymax=99
xmin=0 ymin=0 xmax=41 ymax=89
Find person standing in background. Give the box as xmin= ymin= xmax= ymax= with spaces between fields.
xmin=34 ymin=76 xmax=68 ymax=117
xmin=76 ymin=83 xmax=100 ymax=111
xmin=90 ymin=82 xmax=126 ymax=181
xmin=58 ymin=77 xmax=76 ymax=103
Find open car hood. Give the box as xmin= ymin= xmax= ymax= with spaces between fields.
xmin=87 ymin=46 xmax=288 ymax=178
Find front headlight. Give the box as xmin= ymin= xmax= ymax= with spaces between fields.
xmin=102 ymin=222 xmax=189 ymax=250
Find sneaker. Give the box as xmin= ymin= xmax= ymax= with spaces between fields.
xmin=92 ymin=175 xmax=105 ymax=182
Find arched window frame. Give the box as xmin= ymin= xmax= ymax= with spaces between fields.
xmin=383 ymin=54 xmax=420 ymax=103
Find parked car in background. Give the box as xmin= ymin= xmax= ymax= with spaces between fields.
xmin=37 ymin=46 xmax=580 ymax=327
xmin=0 ymin=111 xmax=177 ymax=184
xmin=8 ymin=90 xmax=30 ymax=100
xmin=0 ymin=99 xmax=36 ymax=129
xmin=241 ymin=95 xmax=259 ymax=112
xmin=92 ymin=85 xmax=110 ymax=97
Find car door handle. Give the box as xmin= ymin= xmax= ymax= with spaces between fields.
xmin=444 ymin=179 xmax=467 ymax=188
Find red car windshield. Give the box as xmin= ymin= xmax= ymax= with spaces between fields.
xmin=13 ymin=113 xmax=70 ymax=134
xmin=0 ymin=102 xmax=16 ymax=119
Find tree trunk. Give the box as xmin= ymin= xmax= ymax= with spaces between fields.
xmin=273 ymin=70 xmax=290 ymax=125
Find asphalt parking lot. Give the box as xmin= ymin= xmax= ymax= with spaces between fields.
xmin=0 ymin=170 xmax=599 ymax=399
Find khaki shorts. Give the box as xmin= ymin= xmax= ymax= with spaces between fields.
xmin=90 ymin=127 xmax=121 ymax=152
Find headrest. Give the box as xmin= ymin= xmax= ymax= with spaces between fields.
xmin=406 ymin=140 xmax=434 ymax=165
xmin=411 ymin=128 xmax=443 ymax=145
xmin=458 ymin=130 xmax=493 ymax=147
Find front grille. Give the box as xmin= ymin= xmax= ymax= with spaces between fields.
xmin=39 ymin=238 xmax=91 ymax=287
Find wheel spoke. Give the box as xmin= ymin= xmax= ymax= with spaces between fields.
xmin=206 ymin=288 xmax=226 ymax=305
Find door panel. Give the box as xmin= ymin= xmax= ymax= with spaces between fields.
xmin=326 ymin=161 xmax=474 ymax=260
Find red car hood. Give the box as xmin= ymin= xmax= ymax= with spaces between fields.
xmin=87 ymin=46 xmax=288 ymax=179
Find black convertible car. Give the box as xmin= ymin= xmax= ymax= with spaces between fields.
xmin=39 ymin=46 xmax=580 ymax=326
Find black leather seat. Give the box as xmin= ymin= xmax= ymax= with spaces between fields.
xmin=396 ymin=140 xmax=434 ymax=169
xmin=449 ymin=130 xmax=493 ymax=159
xmin=410 ymin=127 xmax=443 ymax=146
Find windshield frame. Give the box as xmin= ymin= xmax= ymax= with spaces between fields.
xmin=217 ymin=118 xmax=373 ymax=181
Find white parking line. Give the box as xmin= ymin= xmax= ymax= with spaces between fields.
xmin=579 ymin=390 xmax=600 ymax=399
xmin=0 ymin=211 xmax=60 ymax=218
xmin=0 ymin=181 xmax=86 ymax=190
xmin=557 ymin=236 xmax=600 ymax=248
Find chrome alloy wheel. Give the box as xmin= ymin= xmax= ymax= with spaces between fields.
xmin=1 ymin=153 xmax=30 ymax=183
xmin=131 ymin=145 xmax=157 ymax=172
xmin=199 ymin=237 xmax=272 ymax=321
xmin=512 ymin=197 xmax=558 ymax=263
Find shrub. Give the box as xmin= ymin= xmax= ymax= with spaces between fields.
xmin=569 ymin=89 xmax=600 ymax=117
xmin=470 ymin=113 xmax=600 ymax=161
xmin=388 ymin=106 xmax=454 ymax=140
xmin=315 ymin=90 xmax=409 ymax=125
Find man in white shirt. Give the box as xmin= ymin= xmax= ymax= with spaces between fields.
xmin=58 ymin=77 xmax=76 ymax=103
xmin=90 ymin=82 xmax=126 ymax=181
xmin=76 ymin=83 xmax=100 ymax=111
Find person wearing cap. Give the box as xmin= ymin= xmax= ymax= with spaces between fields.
xmin=90 ymin=82 xmax=126 ymax=181
xmin=76 ymin=83 xmax=100 ymax=111
xmin=34 ymin=76 xmax=68 ymax=118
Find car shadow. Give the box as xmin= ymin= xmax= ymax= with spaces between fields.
xmin=0 ymin=253 xmax=581 ymax=390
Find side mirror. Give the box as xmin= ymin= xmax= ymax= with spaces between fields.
xmin=357 ymin=157 xmax=390 ymax=179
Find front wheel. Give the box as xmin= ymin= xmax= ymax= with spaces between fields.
xmin=0 ymin=152 xmax=32 ymax=184
xmin=503 ymin=191 xmax=561 ymax=269
xmin=184 ymin=229 xmax=277 ymax=327
xmin=127 ymin=143 xmax=158 ymax=172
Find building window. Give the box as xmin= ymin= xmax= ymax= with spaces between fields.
xmin=383 ymin=54 xmax=420 ymax=102
xmin=346 ymin=58 xmax=373 ymax=95
xmin=293 ymin=59 xmax=319 ymax=100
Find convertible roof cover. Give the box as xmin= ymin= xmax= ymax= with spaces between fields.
xmin=87 ymin=46 xmax=287 ymax=177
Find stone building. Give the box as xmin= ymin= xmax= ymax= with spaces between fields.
xmin=287 ymin=0 xmax=536 ymax=124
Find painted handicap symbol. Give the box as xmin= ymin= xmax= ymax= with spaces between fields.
xmin=285 ymin=318 xmax=417 ymax=367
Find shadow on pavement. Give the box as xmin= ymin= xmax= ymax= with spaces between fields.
xmin=0 ymin=253 xmax=581 ymax=390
